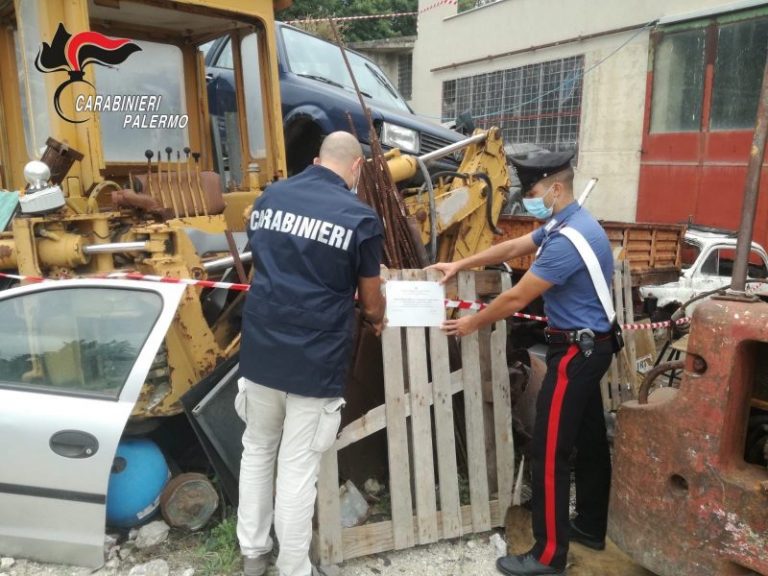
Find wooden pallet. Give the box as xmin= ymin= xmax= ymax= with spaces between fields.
xmin=313 ymin=269 xmax=515 ymax=565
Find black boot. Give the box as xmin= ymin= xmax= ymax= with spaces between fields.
xmin=569 ymin=520 xmax=605 ymax=551
xmin=496 ymin=553 xmax=566 ymax=576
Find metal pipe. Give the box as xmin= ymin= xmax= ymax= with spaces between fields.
xmin=184 ymin=147 xmax=199 ymax=216
xmin=577 ymin=178 xmax=599 ymax=206
xmin=417 ymin=132 xmax=487 ymax=164
xmin=165 ymin=147 xmax=179 ymax=218
xmin=156 ymin=149 xmax=168 ymax=210
xmin=176 ymin=151 xmax=189 ymax=216
xmin=732 ymin=42 xmax=768 ymax=293
xmin=203 ymin=251 xmax=253 ymax=271
xmin=193 ymin=152 xmax=209 ymax=216
xmin=83 ymin=242 xmax=148 ymax=254
xmin=415 ymin=157 xmax=438 ymax=263
xmin=472 ymin=171 xmax=501 ymax=235
xmin=144 ymin=149 xmax=155 ymax=200
xmin=224 ymin=230 xmax=248 ymax=283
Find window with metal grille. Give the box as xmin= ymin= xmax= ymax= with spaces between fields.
xmin=650 ymin=11 xmax=768 ymax=133
xmin=398 ymin=53 xmax=413 ymax=101
xmin=441 ymin=55 xmax=584 ymax=151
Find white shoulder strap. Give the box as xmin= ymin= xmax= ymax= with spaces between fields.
xmin=558 ymin=226 xmax=616 ymax=323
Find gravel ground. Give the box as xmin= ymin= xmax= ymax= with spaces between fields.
xmin=0 ymin=531 xmax=506 ymax=576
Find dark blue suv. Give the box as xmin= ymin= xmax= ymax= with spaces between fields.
xmin=205 ymin=22 xmax=462 ymax=176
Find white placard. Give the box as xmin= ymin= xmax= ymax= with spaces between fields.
xmin=385 ymin=280 xmax=445 ymax=327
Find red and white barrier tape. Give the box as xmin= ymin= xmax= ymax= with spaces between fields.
xmin=0 ymin=271 xmax=690 ymax=330
xmin=109 ymin=272 xmax=251 ymax=292
xmin=285 ymin=12 xmax=417 ymax=24
xmin=419 ymin=0 xmax=458 ymax=14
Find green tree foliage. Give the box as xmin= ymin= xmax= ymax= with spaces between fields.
xmin=280 ymin=0 xmax=418 ymax=42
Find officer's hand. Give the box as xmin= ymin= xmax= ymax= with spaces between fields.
xmin=372 ymin=318 xmax=387 ymax=337
xmin=426 ymin=261 xmax=462 ymax=285
xmin=441 ymin=316 xmax=476 ymax=337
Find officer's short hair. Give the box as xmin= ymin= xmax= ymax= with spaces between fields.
xmin=319 ymin=132 xmax=363 ymax=167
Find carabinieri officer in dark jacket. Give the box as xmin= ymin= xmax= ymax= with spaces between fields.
xmin=429 ymin=151 xmax=619 ymax=576
xmin=237 ymin=132 xmax=385 ymax=576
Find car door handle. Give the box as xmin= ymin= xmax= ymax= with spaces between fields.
xmin=205 ymin=73 xmax=214 ymax=83
xmin=49 ymin=430 xmax=100 ymax=459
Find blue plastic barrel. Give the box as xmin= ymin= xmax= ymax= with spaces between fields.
xmin=106 ymin=438 xmax=170 ymax=528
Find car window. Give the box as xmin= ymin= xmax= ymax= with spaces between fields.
xmin=213 ymin=39 xmax=234 ymax=69
xmin=281 ymin=27 xmax=410 ymax=112
xmin=699 ymin=249 xmax=720 ymax=276
xmin=94 ymin=39 xmax=190 ymax=161
xmin=0 ymin=288 xmax=162 ymax=399
xmin=680 ymin=240 xmax=701 ymax=270
xmin=698 ymin=247 xmax=767 ymax=279
xmin=242 ymin=33 xmax=266 ymax=158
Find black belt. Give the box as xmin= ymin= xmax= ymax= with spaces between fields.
xmin=544 ymin=328 xmax=611 ymax=345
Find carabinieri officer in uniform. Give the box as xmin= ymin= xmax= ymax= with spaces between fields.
xmin=237 ymin=132 xmax=385 ymax=576
xmin=428 ymin=151 xmax=620 ymax=576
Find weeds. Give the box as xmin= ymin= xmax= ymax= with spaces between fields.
xmin=196 ymin=512 xmax=240 ymax=576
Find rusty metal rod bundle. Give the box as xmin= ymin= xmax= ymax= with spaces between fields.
xmin=329 ymin=19 xmax=421 ymax=269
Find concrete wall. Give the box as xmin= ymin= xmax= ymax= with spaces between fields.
xmin=412 ymin=0 xmax=760 ymax=221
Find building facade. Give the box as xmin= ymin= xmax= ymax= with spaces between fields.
xmin=412 ymin=0 xmax=768 ymax=229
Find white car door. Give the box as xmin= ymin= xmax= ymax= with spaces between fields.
xmin=692 ymin=246 xmax=730 ymax=297
xmin=0 ymin=280 xmax=185 ymax=568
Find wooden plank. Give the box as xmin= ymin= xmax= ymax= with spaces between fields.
xmin=458 ymin=271 xmax=491 ymax=532
xmin=402 ymin=269 xmax=438 ymax=545
xmin=492 ymin=274 xmax=514 ymax=526
xmin=479 ymin=325 xmax=498 ymax=497
xmin=334 ymin=369 xmax=464 ymax=451
xmin=443 ymin=270 xmax=504 ymax=301
xmin=315 ymin=449 xmax=343 ymax=564
xmin=426 ymin=268 xmax=461 ymax=539
xmin=339 ymin=501 xmax=502 ymax=561
xmin=626 ymin=231 xmax=653 ymax=241
xmin=381 ymin=269 xmax=415 ymax=550
xmin=627 ymin=241 xmax=653 ymax=251
xmin=622 ymin=260 xmax=639 ymax=397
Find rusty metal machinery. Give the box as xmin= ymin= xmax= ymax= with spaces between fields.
xmin=609 ymin=299 xmax=768 ymax=576
xmin=0 ymin=163 xmax=244 ymax=420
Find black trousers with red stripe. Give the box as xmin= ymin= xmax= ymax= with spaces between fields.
xmin=529 ymin=343 xmax=613 ymax=569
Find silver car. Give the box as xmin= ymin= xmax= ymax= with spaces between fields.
xmin=0 ymin=279 xmax=185 ymax=568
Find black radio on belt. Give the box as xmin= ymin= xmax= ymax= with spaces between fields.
xmin=545 ymin=324 xmax=624 ymax=357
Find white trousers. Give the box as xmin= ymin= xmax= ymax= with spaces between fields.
xmin=236 ymin=378 xmax=343 ymax=576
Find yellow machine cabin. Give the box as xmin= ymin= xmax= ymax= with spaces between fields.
xmin=0 ymin=0 xmax=290 ymax=422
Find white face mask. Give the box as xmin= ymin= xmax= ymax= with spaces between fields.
xmin=350 ymin=163 xmax=362 ymax=195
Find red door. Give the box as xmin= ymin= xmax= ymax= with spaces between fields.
xmin=637 ymin=10 xmax=768 ymax=247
